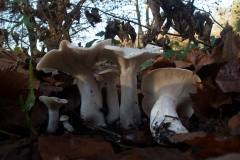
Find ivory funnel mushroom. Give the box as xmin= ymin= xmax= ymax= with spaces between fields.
xmin=103 ymin=45 xmax=163 ymax=129
xmin=37 ymin=40 xmax=112 ymax=126
xmin=141 ymin=68 xmax=201 ymax=144
xmin=95 ymin=65 xmax=120 ymax=124
xmin=39 ymin=96 xmax=68 ymax=133
xmin=59 ymin=115 xmax=74 ymax=132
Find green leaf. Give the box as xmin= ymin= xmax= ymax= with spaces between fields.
xmin=23 ymin=15 xmax=34 ymax=30
xmin=95 ymin=31 xmax=105 ymax=37
xmin=176 ymin=50 xmax=187 ymax=61
xmin=174 ymin=41 xmax=179 ymax=46
xmin=19 ymin=95 xmax=25 ymax=111
xmin=112 ymin=39 xmax=121 ymax=45
xmin=163 ymin=50 xmax=175 ymax=59
xmin=25 ymin=58 xmax=35 ymax=110
xmin=85 ymin=39 xmax=98 ymax=48
xmin=141 ymin=60 xmax=153 ymax=70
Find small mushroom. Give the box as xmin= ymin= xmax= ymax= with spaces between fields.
xmin=39 ymin=96 xmax=68 ymax=133
xmin=94 ymin=65 xmax=120 ymax=124
xmin=141 ymin=68 xmax=201 ymax=144
xmin=59 ymin=115 xmax=74 ymax=132
xmin=102 ymin=44 xmax=163 ymax=129
xmin=37 ymin=40 xmax=112 ymax=126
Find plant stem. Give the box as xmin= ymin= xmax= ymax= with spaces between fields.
xmin=0 ymin=129 xmax=21 ymax=138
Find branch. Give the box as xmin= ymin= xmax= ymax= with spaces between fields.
xmin=0 ymin=18 xmax=19 ymax=23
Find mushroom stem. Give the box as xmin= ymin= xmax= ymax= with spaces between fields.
xmin=105 ymin=76 xmax=119 ymax=124
xmin=150 ymin=93 xmax=188 ymax=143
xmin=62 ymin=121 xmax=74 ymax=132
xmin=47 ymin=109 xmax=60 ymax=133
xmin=75 ymin=74 xmax=106 ymax=126
xmin=120 ymin=68 xmax=141 ymax=128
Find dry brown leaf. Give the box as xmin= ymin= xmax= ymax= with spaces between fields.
xmin=169 ymin=132 xmax=240 ymax=159
xmin=141 ymin=57 xmax=176 ymax=77
xmin=220 ymin=23 xmax=233 ymax=39
xmin=211 ymin=42 xmax=225 ymax=62
xmin=0 ymin=70 xmax=30 ymax=98
xmin=186 ymin=48 xmax=215 ymax=72
xmin=0 ymin=58 xmax=18 ymax=71
xmin=37 ymin=133 xmax=114 ymax=159
xmin=210 ymin=93 xmax=232 ymax=109
xmin=0 ymin=50 xmax=21 ymax=62
xmin=193 ymin=77 xmax=216 ymax=92
xmin=228 ymin=112 xmax=240 ymax=135
xmin=222 ymin=32 xmax=240 ymax=61
xmin=16 ymin=67 xmax=40 ymax=90
xmin=42 ymin=77 xmax=58 ymax=84
xmin=215 ymin=62 xmax=240 ymax=93
xmin=173 ymin=60 xmax=192 ymax=69
xmin=190 ymin=86 xmax=216 ymax=122
xmin=228 ymin=112 xmax=240 ymax=136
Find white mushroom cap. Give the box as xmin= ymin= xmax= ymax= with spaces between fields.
xmin=36 ymin=39 xmax=112 ymax=76
xmin=94 ymin=65 xmax=120 ymax=124
xmin=39 ymin=96 xmax=68 ymax=133
xmin=141 ymin=68 xmax=201 ymax=144
xmin=142 ymin=68 xmax=201 ymax=118
xmin=59 ymin=115 xmax=69 ymax=121
xmin=39 ymin=96 xmax=68 ymax=109
xmin=102 ymin=44 xmax=163 ymax=129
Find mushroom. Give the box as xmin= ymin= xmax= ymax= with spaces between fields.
xmin=141 ymin=68 xmax=201 ymax=144
xmin=59 ymin=115 xmax=74 ymax=132
xmin=102 ymin=44 xmax=163 ymax=129
xmin=39 ymin=95 xmax=68 ymax=133
xmin=37 ymin=39 xmax=112 ymax=126
xmin=94 ymin=65 xmax=120 ymax=124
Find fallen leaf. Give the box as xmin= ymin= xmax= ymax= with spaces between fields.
xmin=141 ymin=57 xmax=176 ymax=77
xmin=228 ymin=112 xmax=240 ymax=136
xmin=37 ymin=133 xmax=114 ymax=159
xmin=190 ymin=85 xmax=216 ymax=122
xmin=207 ymin=153 xmax=240 ymax=160
xmin=169 ymin=132 xmax=240 ymax=159
xmin=215 ymin=61 xmax=240 ymax=92
xmin=193 ymin=77 xmax=216 ymax=92
xmin=210 ymin=93 xmax=232 ymax=109
xmin=186 ymin=48 xmax=215 ymax=72
xmin=222 ymin=33 xmax=240 ymax=61
xmin=0 ymin=70 xmax=30 ymax=98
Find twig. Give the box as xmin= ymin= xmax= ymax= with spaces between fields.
xmin=195 ymin=7 xmax=224 ymax=28
xmin=0 ymin=129 xmax=21 ymax=138
xmin=196 ymin=40 xmax=213 ymax=48
xmin=64 ymin=105 xmax=121 ymax=138
xmin=2 ymin=50 xmax=18 ymax=61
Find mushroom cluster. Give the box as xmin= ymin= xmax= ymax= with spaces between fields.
xmin=37 ymin=40 xmax=112 ymax=126
xmin=39 ymin=96 xmax=68 ymax=133
xmin=37 ymin=39 xmax=163 ymax=130
xmin=102 ymin=44 xmax=163 ymax=129
xmin=141 ymin=68 xmax=201 ymax=144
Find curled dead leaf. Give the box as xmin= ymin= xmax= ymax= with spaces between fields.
xmin=169 ymin=132 xmax=240 ymax=159
xmin=215 ymin=62 xmax=240 ymax=93
xmin=186 ymin=48 xmax=215 ymax=72
xmin=228 ymin=112 xmax=240 ymax=136
xmin=190 ymin=87 xmax=216 ymax=122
